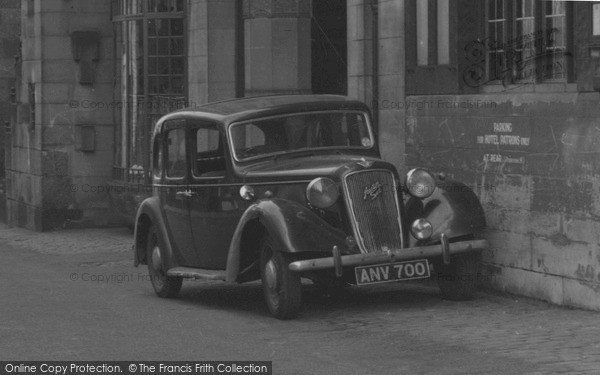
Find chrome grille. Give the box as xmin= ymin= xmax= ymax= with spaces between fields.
xmin=344 ymin=170 xmax=403 ymax=253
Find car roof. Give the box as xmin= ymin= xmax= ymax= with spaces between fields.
xmin=154 ymin=94 xmax=371 ymax=136
xmin=187 ymin=95 xmax=367 ymax=116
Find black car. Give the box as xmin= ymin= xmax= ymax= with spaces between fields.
xmin=133 ymin=95 xmax=488 ymax=319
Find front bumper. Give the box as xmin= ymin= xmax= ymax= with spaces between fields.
xmin=288 ymin=238 xmax=488 ymax=272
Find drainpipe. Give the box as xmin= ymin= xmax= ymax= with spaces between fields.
xmin=370 ymin=0 xmax=379 ymax=132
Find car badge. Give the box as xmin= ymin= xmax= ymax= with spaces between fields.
xmin=363 ymin=181 xmax=383 ymax=201
xmin=357 ymin=158 xmax=373 ymax=168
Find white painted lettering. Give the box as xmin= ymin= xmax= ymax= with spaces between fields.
xmin=484 ymin=134 xmax=499 ymax=145
xmin=405 ymin=264 xmax=415 ymax=277
xmin=415 ymin=262 xmax=427 ymax=276
xmin=379 ymin=266 xmax=389 ymax=280
xmin=394 ymin=264 xmax=404 ymax=278
xmin=360 ymin=269 xmax=370 ymax=283
xmin=500 ymin=135 xmax=521 ymax=145
xmin=369 ymin=268 xmax=381 ymax=281
xmin=493 ymin=122 xmax=513 ymax=132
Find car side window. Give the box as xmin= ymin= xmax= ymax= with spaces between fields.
xmin=166 ymin=128 xmax=187 ymax=179
xmin=194 ymin=127 xmax=225 ymax=177
xmin=152 ymin=137 xmax=163 ymax=179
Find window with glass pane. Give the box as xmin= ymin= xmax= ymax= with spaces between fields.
xmin=544 ymin=0 xmax=567 ymax=81
xmin=153 ymin=137 xmax=163 ymax=178
xmin=194 ymin=128 xmax=225 ymax=177
xmin=112 ymin=1 xmax=186 ymax=177
xmin=487 ymin=0 xmax=506 ymax=83
xmin=484 ymin=0 xmax=570 ymax=86
xmin=514 ymin=0 xmax=535 ymax=82
xmin=147 ymin=18 xmax=185 ymax=96
xmin=166 ymin=128 xmax=186 ymax=179
xmin=148 ymin=0 xmax=184 ymax=13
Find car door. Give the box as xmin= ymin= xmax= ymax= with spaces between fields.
xmin=188 ymin=122 xmax=241 ymax=269
xmin=161 ymin=120 xmax=197 ymax=266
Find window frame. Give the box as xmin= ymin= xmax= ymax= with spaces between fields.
xmin=483 ymin=0 xmax=573 ymax=88
xmin=164 ymin=124 xmax=188 ymax=181
xmin=227 ymin=111 xmax=376 ymax=163
xmin=152 ymin=135 xmax=163 ymax=180
xmin=191 ymin=124 xmax=227 ymax=180
xmin=405 ymin=0 xmax=459 ymax=95
xmin=111 ymin=0 xmax=187 ymax=176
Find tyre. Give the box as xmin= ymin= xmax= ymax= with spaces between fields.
xmin=146 ymin=225 xmax=182 ymax=298
xmin=260 ymin=237 xmax=302 ymax=319
xmin=435 ymin=252 xmax=480 ymax=301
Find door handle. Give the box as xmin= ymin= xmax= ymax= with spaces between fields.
xmin=176 ymin=190 xmax=195 ymax=198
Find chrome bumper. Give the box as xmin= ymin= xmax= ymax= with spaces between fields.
xmin=288 ymin=238 xmax=488 ymax=272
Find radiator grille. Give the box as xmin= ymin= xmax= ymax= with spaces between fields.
xmin=344 ymin=170 xmax=403 ymax=253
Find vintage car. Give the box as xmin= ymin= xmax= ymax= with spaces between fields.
xmin=133 ymin=95 xmax=488 ymax=319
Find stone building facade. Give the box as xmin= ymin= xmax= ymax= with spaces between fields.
xmin=0 ymin=0 xmax=20 ymax=223
xmin=401 ymin=0 xmax=600 ymax=310
xmin=7 ymin=0 xmax=335 ymax=230
xmin=5 ymin=0 xmax=600 ymax=310
xmin=7 ymin=0 xmax=115 ymax=229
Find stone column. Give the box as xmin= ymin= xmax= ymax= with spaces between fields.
xmin=347 ymin=0 xmax=374 ymax=106
xmin=188 ymin=0 xmax=238 ymax=105
xmin=243 ymin=0 xmax=312 ymax=96
xmin=347 ymin=0 xmax=406 ymax=170
xmin=377 ymin=0 xmax=406 ymax=171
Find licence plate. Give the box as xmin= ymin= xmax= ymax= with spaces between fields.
xmin=354 ymin=259 xmax=431 ymax=286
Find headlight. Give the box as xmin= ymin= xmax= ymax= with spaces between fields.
xmin=239 ymin=185 xmax=255 ymax=201
xmin=410 ymin=218 xmax=433 ymax=240
xmin=306 ymin=177 xmax=339 ymax=208
xmin=406 ymin=168 xmax=436 ymax=199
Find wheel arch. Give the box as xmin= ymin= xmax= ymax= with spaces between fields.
xmin=133 ymin=197 xmax=176 ymax=269
xmin=405 ymin=179 xmax=487 ymax=247
xmin=134 ymin=213 xmax=152 ymax=266
xmin=225 ymin=199 xmax=347 ymax=282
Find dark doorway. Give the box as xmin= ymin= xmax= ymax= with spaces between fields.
xmin=311 ymin=0 xmax=347 ymax=95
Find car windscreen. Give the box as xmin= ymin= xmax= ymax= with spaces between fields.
xmin=229 ymin=111 xmax=374 ymax=161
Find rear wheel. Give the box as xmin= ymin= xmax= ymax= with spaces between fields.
xmin=260 ymin=237 xmax=302 ymax=319
xmin=146 ymin=225 xmax=182 ymax=298
xmin=435 ymin=252 xmax=480 ymax=301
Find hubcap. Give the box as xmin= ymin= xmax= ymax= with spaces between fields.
xmin=151 ymin=245 xmax=163 ymax=272
xmin=264 ymin=259 xmax=278 ymax=291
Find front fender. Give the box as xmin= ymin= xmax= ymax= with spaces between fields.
xmin=133 ymin=196 xmax=177 ymax=270
xmin=405 ymin=179 xmax=486 ymax=247
xmin=226 ymin=199 xmax=348 ymax=282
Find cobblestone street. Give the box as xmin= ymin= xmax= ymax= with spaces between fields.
xmin=1 ymin=224 xmax=599 ymax=374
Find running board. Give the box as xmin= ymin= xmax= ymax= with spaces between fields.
xmin=167 ymin=267 xmax=226 ymax=281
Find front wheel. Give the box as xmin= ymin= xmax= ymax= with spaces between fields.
xmin=146 ymin=225 xmax=182 ymax=298
xmin=435 ymin=252 xmax=480 ymax=301
xmin=260 ymin=237 xmax=302 ymax=319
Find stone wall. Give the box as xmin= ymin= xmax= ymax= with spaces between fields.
xmin=0 ymin=0 xmax=20 ymax=223
xmin=7 ymin=0 xmax=115 ymax=230
xmin=405 ymin=92 xmax=600 ymax=311
xmin=188 ymin=0 xmax=238 ymax=105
